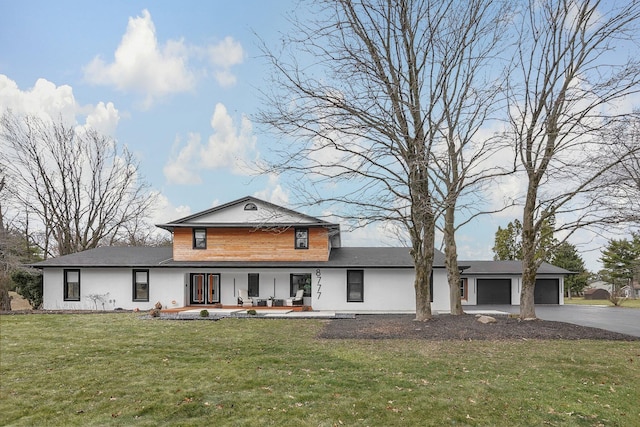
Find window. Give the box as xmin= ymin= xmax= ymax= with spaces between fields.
xmin=193 ymin=228 xmax=207 ymax=249
xmin=133 ymin=270 xmax=150 ymax=302
xmin=64 ymin=269 xmax=80 ymax=301
xmin=244 ymin=202 xmax=258 ymax=211
xmin=460 ymin=278 xmax=468 ymax=300
xmin=248 ymin=273 xmax=259 ymax=297
xmin=294 ymin=228 xmax=308 ymax=249
xmin=290 ymin=273 xmax=311 ymax=297
xmin=347 ymin=270 xmax=364 ymax=302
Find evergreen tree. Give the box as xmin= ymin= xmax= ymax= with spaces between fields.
xmin=551 ymin=242 xmax=588 ymax=297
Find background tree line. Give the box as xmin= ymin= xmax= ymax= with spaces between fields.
xmin=0 ymin=112 xmax=169 ymax=310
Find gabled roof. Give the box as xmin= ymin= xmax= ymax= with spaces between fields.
xmin=156 ymin=196 xmax=338 ymax=231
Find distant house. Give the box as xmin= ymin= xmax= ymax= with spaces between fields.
xmin=33 ymin=196 xmax=569 ymax=312
xmin=621 ymin=283 xmax=640 ymax=299
xmin=584 ymin=288 xmax=610 ymax=300
xmin=587 ymin=281 xmax=613 ymax=293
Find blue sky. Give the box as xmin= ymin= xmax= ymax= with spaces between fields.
xmin=0 ymin=1 xmax=630 ymax=271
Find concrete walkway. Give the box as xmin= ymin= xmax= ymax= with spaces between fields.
xmin=169 ymin=308 xmax=345 ymax=319
xmin=472 ymin=304 xmax=640 ymax=337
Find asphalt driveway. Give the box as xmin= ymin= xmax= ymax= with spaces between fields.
xmin=472 ymin=304 xmax=640 ymax=337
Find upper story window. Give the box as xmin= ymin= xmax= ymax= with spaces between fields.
xmin=295 ymin=228 xmax=308 ymax=249
xmin=63 ymin=269 xmax=81 ymax=301
xmin=244 ymin=202 xmax=258 ymax=211
xmin=193 ymin=228 xmax=207 ymax=249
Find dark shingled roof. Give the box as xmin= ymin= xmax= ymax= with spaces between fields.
xmin=32 ymin=246 xmax=173 ymax=268
xmin=460 ymin=260 xmax=571 ymax=275
xmin=32 ymin=246 xmax=445 ymax=269
xmin=32 ymin=246 xmax=568 ymax=275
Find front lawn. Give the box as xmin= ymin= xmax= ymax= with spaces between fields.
xmin=1 ymin=313 xmax=639 ymax=426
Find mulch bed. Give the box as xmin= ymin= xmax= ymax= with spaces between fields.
xmin=319 ymin=314 xmax=639 ymax=341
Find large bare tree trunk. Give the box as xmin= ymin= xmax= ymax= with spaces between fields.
xmin=520 ymin=188 xmax=539 ymax=319
xmin=444 ymin=206 xmax=463 ymax=315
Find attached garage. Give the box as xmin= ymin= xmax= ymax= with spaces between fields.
xmin=534 ymin=278 xmax=560 ymax=304
xmin=477 ymin=279 xmax=512 ymax=304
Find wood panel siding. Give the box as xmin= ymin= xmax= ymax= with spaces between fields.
xmin=173 ymin=227 xmax=330 ymax=261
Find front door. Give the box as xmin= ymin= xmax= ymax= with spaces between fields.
xmin=190 ymin=273 xmax=220 ymax=305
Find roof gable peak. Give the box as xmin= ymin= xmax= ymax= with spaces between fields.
xmin=157 ymin=196 xmax=337 ymax=230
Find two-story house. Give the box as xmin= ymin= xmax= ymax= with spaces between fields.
xmin=34 ymin=196 xmax=569 ymax=312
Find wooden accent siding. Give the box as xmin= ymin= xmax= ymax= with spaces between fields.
xmin=173 ymin=227 xmax=330 ymax=261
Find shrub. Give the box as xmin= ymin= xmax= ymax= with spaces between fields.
xmin=247 ymin=309 xmax=257 ymax=315
xmin=200 ymin=309 xmax=209 ymax=318
xmin=11 ymin=270 xmax=43 ymax=309
xmin=149 ymin=308 xmax=161 ymax=317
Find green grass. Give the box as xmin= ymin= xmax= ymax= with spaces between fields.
xmin=565 ymin=297 xmax=640 ymax=308
xmin=1 ymin=314 xmax=639 ymax=426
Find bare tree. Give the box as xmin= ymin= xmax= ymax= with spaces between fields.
xmin=593 ymin=112 xmax=640 ymax=225
xmin=0 ymin=111 xmax=157 ymax=258
xmin=427 ymin=1 xmax=513 ymax=314
xmin=258 ymin=0 xmax=511 ymax=319
xmin=504 ymin=0 xmax=640 ymax=319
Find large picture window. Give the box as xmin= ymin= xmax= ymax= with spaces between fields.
xmin=290 ymin=273 xmax=311 ymax=297
xmin=133 ymin=269 xmax=150 ymax=302
xmin=64 ymin=269 xmax=80 ymax=301
xmin=347 ymin=270 xmax=364 ymax=302
xmin=193 ymin=228 xmax=207 ymax=249
xmin=248 ymin=273 xmax=259 ymax=297
xmin=294 ymin=228 xmax=308 ymax=249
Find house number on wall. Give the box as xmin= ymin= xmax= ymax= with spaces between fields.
xmin=315 ymin=269 xmax=322 ymax=299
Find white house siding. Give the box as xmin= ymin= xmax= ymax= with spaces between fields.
xmin=311 ymin=268 xmax=449 ymax=313
xmin=42 ymin=266 xmax=452 ymax=312
xmin=43 ymin=268 xmax=185 ymax=311
xmin=44 ymin=264 xmax=567 ymax=312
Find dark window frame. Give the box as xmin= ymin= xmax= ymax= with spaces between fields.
xmin=294 ymin=228 xmax=309 ymax=250
xmin=63 ymin=269 xmax=81 ymax=301
xmin=460 ymin=278 xmax=468 ymax=300
xmin=133 ymin=269 xmax=150 ymax=302
xmin=347 ymin=270 xmax=364 ymax=303
xmin=248 ymin=273 xmax=259 ymax=297
xmin=290 ymin=273 xmax=311 ymax=297
xmin=193 ymin=228 xmax=207 ymax=249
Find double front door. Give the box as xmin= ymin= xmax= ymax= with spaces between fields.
xmin=190 ymin=273 xmax=220 ymax=305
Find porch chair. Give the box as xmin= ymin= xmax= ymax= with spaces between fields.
xmin=286 ymin=289 xmax=304 ymax=306
xmin=238 ymin=289 xmax=253 ymax=307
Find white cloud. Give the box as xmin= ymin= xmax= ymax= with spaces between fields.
xmin=83 ymin=10 xmax=244 ymax=108
xmin=163 ymin=133 xmax=203 ymax=185
xmin=84 ymin=9 xmax=194 ymax=109
xmin=201 ymin=103 xmax=257 ymax=174
xmin=0 ymin=74 xmax=120 ymax=135
xmin=149 ymin=192 xmax=192 ymax=224
xmin=207 ymin=36 xmax=245 ymax=87
xmin=163 ymin=103 xmax=259 ymax=184
xmin=253 ymin=174 xmax=290 ymax=205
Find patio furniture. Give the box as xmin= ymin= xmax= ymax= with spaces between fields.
xmin=237 ymin=289 xmax=253 ymax=307
xmin=286 ymin=289 xmax=304 ymax=306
